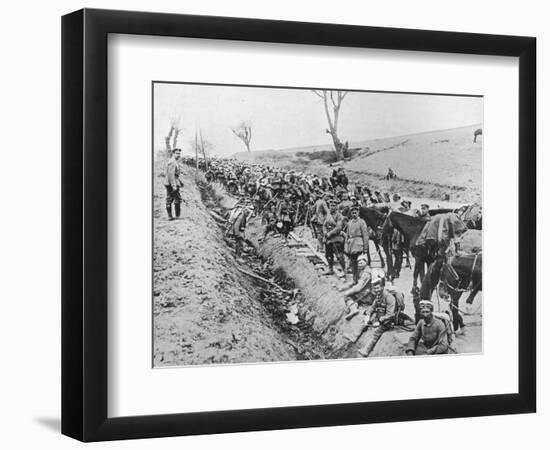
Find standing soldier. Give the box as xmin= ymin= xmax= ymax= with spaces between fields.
xmin=312 ymin=191 xmax=330 ymax=252
xmin=346 ymin=206 xmax=370 ymax=284
xmin=164 ymin=148 xmax=183 ymax=220
xmin=232 ymin=207 xmax=252 ymax=257
xmin=323 ymin=200 xmax=346 ymax=278
xmin=391 ymin=228 xmax=405 ymax=279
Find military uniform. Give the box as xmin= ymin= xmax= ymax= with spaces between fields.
xmin=323 ymin=210 xmax=346 ymax=273
xmin=346 ymin=217 xmax=369 ymax=284
xmin=406 ymin=316 xmax=449 ymax=355
xmin=164 ymin=156 xmax=183 ymax=219
xmin=312 ymin=198 xmax=329 ymax=250
xmin=359 ymin=289 xmax=397 ymax=356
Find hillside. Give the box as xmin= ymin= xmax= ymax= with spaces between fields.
xmin=234 ymin=124 xmax=483 ymax=204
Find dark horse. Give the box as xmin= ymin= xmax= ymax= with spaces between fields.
xmin=419 ymin=252 xmax=482 ymax=330
xmin=381 ymin=211 xmax=433 ymax=288
xmin=359 ymin=206 xmax=390 ymax=268
xmin=473 ymin=128 xmax=483 ymax=143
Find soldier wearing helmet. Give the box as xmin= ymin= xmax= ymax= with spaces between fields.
xmin=406 ymin=300 xmax=450 ymax=355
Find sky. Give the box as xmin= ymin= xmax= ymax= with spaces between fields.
xmin=153 ymin=82 xmax=483 ymax=157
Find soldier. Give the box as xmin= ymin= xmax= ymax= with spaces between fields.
xmin=323 ymin=200 xmax=346 ymax=277
xmin=339 ymin=191 xmax=353 ymax=217
xmin=232 ymin=207 xmax=252 ymax=257
xmin=391 ymin=228 xmax=405 ymax=279
xmin=358 ymin=274 xmax=398 ymax=357
xmin=336 ymin=167 xmax=349 ymax=189
xmin=277 ymin=196 xmax=294 ymax=242
xmin=341 ymin=259 xmax=385 ymax=321
xmin=406 ymin=300 xmax=450 ymax=355
xmin=261 ymin=204 xmax=278 ymax=241
xmin=164 ymin=148 xmax=183 ymax=220
xmin=346 ymin=206 xmax=370 ymax=284
xmin=312 ymin=191 xmax=330 ymax=252
xmin=417 ymin=203 xmax=430 ymax=218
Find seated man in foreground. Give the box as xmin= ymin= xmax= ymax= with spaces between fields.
xmin=406 ymin=300 xmax=450 ymax=356
xmin=357 ymin=275 xmax=397 ymax=357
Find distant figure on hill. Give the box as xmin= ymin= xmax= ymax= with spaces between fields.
xmin=385 ymin=167 xmax=396 ymax=180
xmin=473 ymin=128 xmax=483 ymax=143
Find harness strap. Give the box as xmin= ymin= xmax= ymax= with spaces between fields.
xmin=469 ymin=252 xmax=481 ymax=287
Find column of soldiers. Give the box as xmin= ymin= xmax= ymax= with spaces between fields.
xmin=174 ymin=155 xmax=455 ymax=357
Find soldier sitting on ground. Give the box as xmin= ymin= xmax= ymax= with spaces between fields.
xmin=358 ymin=273 xmax=401 ymax=357
xmin=342 ymin=260 xmax=384 ymax=321
xmin=406 ymin=300 xmax=450 ymax=356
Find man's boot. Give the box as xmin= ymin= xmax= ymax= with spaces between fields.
xmin=345 ymin=302 xmax=359 ymax=320
xmin=323 ymin=265 xmax=335 ymax=276
xmin=175 ymin=203 xmax=181 ymax=218
xmin=166 ymin=205 xmax=174 ymax=220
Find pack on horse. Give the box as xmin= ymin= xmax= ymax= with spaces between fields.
xmin=382 ymin=211 xmax=468 ymax=290
xmin=358 ymin=206 xmax=389 ymax=268
xmin=455 ymin=204 xmax=483 ymax=230
xmin=419 ymin=252 xmax=482 ymax=331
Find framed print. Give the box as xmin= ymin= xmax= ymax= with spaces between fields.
xmin=62 ymin=8 xmax=536 ymax=442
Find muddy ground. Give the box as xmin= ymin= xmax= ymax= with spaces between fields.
xmin=153 ymin=163 xmax=482 ymax=367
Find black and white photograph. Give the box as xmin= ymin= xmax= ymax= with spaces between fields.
xmin=153 ymin=82 xmax=483 ymax=367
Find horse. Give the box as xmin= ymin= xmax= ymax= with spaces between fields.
xmin=381 ymin=211 xmax=432 ymax=288
xmin=359 ymin=206 xmax=389 ymax=268
xmin=473 ymin=128 xmax=483 ymax=143
xmin=419 ymin=252 xmax=482 ymax=331
xmin=455 ymin=204 xmax=483 ymax=230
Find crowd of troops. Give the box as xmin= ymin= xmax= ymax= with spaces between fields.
xmin=168 ymin=153 xmax=469 ymax=357
xmin=181 ymin=156 xmax=429 ymax=279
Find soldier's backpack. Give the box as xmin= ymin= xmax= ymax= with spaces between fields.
xmin=393 ymin=290 xmax=405 ymax=314
xmin=386 ymin=286 xmax=405 ymax=316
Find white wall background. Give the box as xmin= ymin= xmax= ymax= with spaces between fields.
xmin=0 ymin=0 xmax=545 ymax=448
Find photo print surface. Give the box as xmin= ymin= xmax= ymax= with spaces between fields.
xmin=153 ymin=82 xmax=483 ymax=367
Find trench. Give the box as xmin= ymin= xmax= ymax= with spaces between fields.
xmin=196 ymin=176 xmax=333 ymax=361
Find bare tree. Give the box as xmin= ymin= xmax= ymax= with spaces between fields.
xmin=231 ymin=121 xmax=253 ymax=152
xmin=189 ymin=129 xmax=213 ymax=169
xmin=164 ymin=116 xmax=182 ymax=156
xmin=311 ymin=90 xmax=349 ymax=160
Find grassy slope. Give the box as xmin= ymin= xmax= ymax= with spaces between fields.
xmin=234 ymin=124 xmax=483 ymax=204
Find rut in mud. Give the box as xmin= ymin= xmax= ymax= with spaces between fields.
xmin=153 ymin=165 xmax=329 ymax=366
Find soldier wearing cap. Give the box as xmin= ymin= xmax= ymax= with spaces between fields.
xmin=417 ymin=203 xmax=430 ymax=218
xmin=312 ymin=191 xmax=330 ymax=252
xmin=345 ymin=206 xmax=370 ymax=284
xmin=323 ymin=199 xmax=346 ymax=277
xmin=358 ymin=273 xmax=397 ymax=357
xmin=164 ymin=148 xmax=184 ymax=220
xmin=406 ymin=300 xmax=450 ymax=355
xmin=342 ymin=255 xmax=375 ymax=320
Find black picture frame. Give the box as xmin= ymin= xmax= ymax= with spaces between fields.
xmin=62 ymin=8 xmax=536 ymax=442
